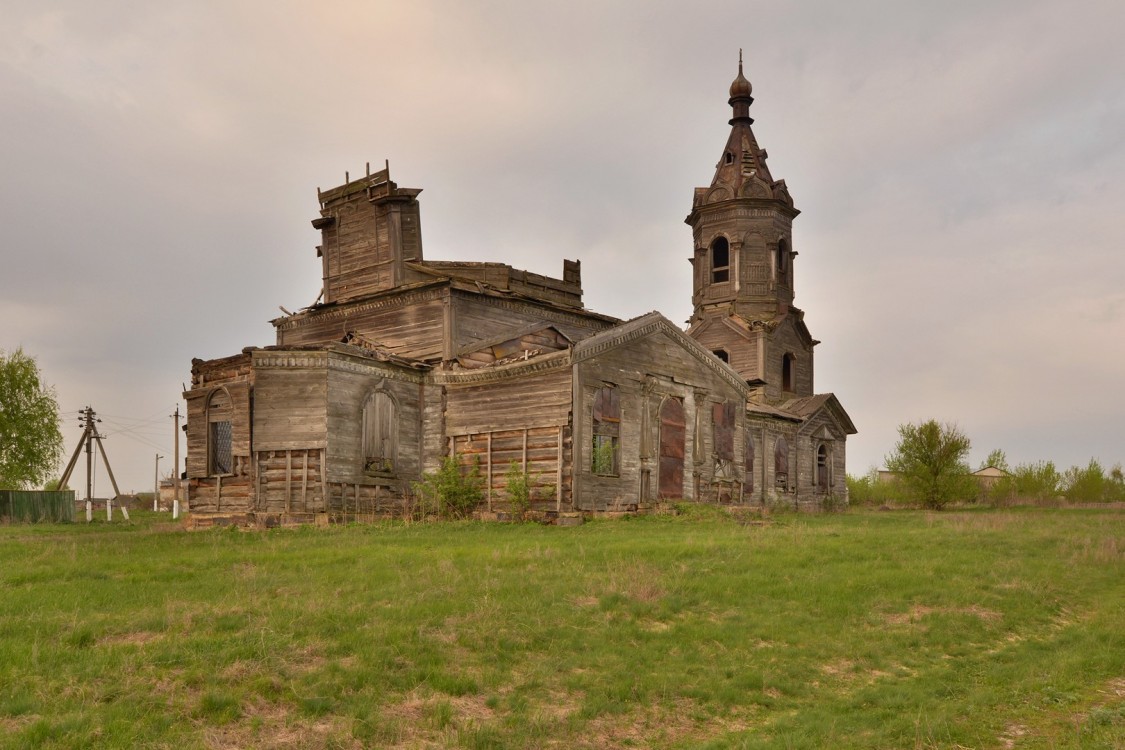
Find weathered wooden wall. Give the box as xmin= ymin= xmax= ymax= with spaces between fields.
xmin=452 ymin=291 xmax=613 ymax=357
xmin=184 ymin=354 xmax=254 ymax=513
xmin=572 ymin=323 xmax=750 ymax=512
xmin=452 ymin=426 xmax=570 ymax=513
xmin=763 ymin=316 xmax=814 ymax=402
xmin=315 ymin=171 xmax=423 ymax=305
xmin=442 ymin=355 xmax=574 ymax=512
xmin=691 ymin=324 xmax=761 ymax=382
xmin=275 ymin=287 xmax=446 ymax=360
xmin=324 ymin=356 xmax=424 ymax=488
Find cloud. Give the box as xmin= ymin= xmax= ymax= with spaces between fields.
xmin=2 ymin=0 xmax=1123 ymax=489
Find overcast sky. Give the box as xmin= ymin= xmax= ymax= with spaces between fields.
xmin=2 ymin=1 xmax=1123 ymax=493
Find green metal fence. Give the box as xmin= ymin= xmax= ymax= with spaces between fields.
xmin=0 ymin=490 xmax=77 ymax=523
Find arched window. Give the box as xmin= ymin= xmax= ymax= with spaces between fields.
xmin=592 ymin=386 xmax=620 ymax=476
xmin=713 ymin=349 xmax=729 ymax=364
xmin=207 ymin=389 xmax=232 ymax=476
xmin=774 ymin=436 xmax=789 ymax=490
xmin=817 ymin=443 xmax=830 ymax=490
xmin=711 ymin=237 xmax=730 ymax=283
xmin=362 ymin=391 xmax=397 ymax=474
xmin=724 ymin=151 xmax=734 ymax=165
xmin=782 ymin=353 xmax=795 ymax=393
xmin=777 ymin=238 xmax=789 ymax=275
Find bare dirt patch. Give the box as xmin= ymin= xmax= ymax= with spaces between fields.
xmin=97 ymin=630 xmax=163 ymax=647
xmin=883 ymin=604 xmax=1001 ymax=627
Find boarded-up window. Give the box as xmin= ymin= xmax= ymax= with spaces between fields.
xmin=778 ymin=238 xmax=789 ymax=275
xmin=207 ymin=389 xmax=232 ymax=476
xmin=817 ymin=443 xmax=829 ymax=490
xmin=712 ymin=401 xmax=735 ymax=461
xmin=362 ymin=391 xmax=397 ymax=474
xmin=592 ymin=386 xmax=620 ymax=476
xmin=774 ymin=436 xmax=789 ymax=490
xmin=659 ymin=397 xmax=685 ymax=498
xmin=743 ymin=432 xmax=755 ymax=494
xmin=711 ymin=237 xmax=730 ymax=283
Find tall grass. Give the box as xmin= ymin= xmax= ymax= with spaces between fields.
xmin=0 ymin=508 xmax=1121 ymax=748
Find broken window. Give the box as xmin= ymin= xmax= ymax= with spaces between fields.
xmin=592 ymin=386 xmax=620 ymax=476
xmin=782 ymin=353 xmax=794 ymax=393
xmin=774 ymin=436 xmax=789 ymax=490
xmin=713 ymin=349 xmax=729 ymax=364
xmin=207 ymin=389 xmax=232 ymax=476
xmin=711 ymin=237 xmax=730 ymax=283
xmin=712 ymin=401 xmax=735 ymax=462
xmin=777 ymin=237 xmax=789 ymax=276
xmin=362 ymin=391 xmax=397 ymax=475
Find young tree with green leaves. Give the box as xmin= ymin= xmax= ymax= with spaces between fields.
xmin=0 ymin=349 xmax=64 ymax=489
xmin=885 ymin=420 xmax=975 ymax=510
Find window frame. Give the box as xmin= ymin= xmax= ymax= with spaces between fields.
xmin=710 ymin=237 xmax=730 ymax=284
xmin=591 ymin=386 xmax=621 ymax=477
xmin=362 ymin=390 xmax=398 ymax=477
xmin=206 ymin=387 xmax=234 ymax=477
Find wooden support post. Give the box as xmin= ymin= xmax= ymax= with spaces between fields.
xmin=285 ymin=450 xmax=292 ymax=514
xmin=556 ymin=426 xmax=563 ymax=512
xmin=302 ymin=450 xmax=308 ymax=511
xmin=522 ymin=429 xmax=528 ymax=471
xmin=319 ymin=448 xmax=327 ymax=509
xmin=254 ymin=452 xmax=261 ymax=511
xmin=486 ymin=432 xmax=492 ymax=511
xmin=216 ymin=475 xmax=222 ymax=513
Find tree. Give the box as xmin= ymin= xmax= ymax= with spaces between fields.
xmin=885 ymin=420 xmax=975 ymax=510
xmin=0 ymin=349 xmax=64 ymax=489
xmin=981 ymin=449 xmax=1010 ymax=472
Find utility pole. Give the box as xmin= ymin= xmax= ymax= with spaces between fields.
xmin=58 ymin=406 xmax=125 ymax=522
xmin=172 ymin=406 xmax=182 ymax=519
xmin=154 ymin=453 xmax=163 ymax=511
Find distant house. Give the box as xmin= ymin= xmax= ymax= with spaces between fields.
xmin=971 ymin=466 xmax=1010 ymax=490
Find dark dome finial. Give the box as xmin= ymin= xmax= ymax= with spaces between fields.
xmin=729 ymin=49 xmax=753 ymax=100
xmin=728 ymin=50 xmax=754 ymax=123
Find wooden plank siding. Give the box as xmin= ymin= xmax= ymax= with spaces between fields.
xmin=275 ymin=288 xmax=447 ymax=361
xmin=443 ymin=359 xmax=572 ymax=435
xmin=573 ymin=324 xmax=752 ymax=512
xmin=451 ymin=292 xmax=613 ymax=356
xmin=324 ymin=359 xmax=424 ymax=487
xmin=184 ymin=355 xmax=255 ymax=513
xmin=451 ymin=426 xmax=569 ymax=513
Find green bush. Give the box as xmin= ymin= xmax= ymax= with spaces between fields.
xmin=846 ymin=468 xmax=903 ymax=507
xmin=505 ymin=461 xmax=532 ymax=517
xmin=413 ymin=456 xmax=484 ymax=519
xmin=1062 ymin=459 xmax=1125 ymax=504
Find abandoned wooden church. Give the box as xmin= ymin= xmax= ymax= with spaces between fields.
xmin=184 ymin=61 xmax=855 ymax=521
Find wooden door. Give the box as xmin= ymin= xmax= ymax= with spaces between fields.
xmin=658 ymin=398 xmax=685 ymax=498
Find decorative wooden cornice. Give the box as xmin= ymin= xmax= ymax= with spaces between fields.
xmin=434 ymin=349 xmax=572 ymax=386
xmin=271 ymin=283 xmax=448 ymax=331
xmin=449 ymin=287 xmax=617 ymax=329
xmin=573 ymin=313 xmax=750 ymax=396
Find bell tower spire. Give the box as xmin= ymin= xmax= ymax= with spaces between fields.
xmin=685 ymin=56 xmax=815 ymax=404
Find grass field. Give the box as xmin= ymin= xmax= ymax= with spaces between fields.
xmin=0 ymin=506 xmax=1121 ymax=749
